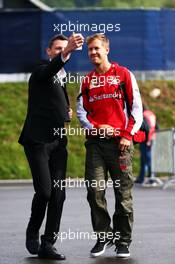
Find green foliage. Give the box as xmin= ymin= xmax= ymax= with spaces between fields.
xmin=0 ymin=81 xmax=175 ymax=179
xmin=41 ymin=0 xmax=175 ymax=8
xmin=164 ymin=0 xmax=175 ymax=8
xmin=99 ymin=0 xmax=167 ymax=8
xmin=46 ymin=0 xmax=75 ymax=8
xmin=6 ymin=0 xmax=175 ymax=8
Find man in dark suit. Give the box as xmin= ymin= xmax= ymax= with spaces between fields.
xmin=18 ymin=33 xmax=84 ymax=260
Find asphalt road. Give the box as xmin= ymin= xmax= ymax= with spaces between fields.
xmin=0 ymin=184 xmax=175 ymax=264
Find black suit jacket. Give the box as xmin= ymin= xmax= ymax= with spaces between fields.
xmin=18 ymin=54 xmax=70 ymax=145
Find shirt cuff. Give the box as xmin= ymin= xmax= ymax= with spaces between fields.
xmin=122 ymin=130 xmax=133 ymax=141
xmin=61 ymin=53 xmax=71 ymax=63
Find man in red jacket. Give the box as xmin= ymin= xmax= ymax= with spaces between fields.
xmin=77 ymin=34 xmax=144 ymax=258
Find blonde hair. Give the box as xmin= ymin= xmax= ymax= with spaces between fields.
xmin=86 ymin=34 xmax=109 ymax=47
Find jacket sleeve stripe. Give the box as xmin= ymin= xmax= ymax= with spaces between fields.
xmin=76 ymin=83 xmax=94 ymax=129
xmin=129 ymin=71 xmax=143 ymax=135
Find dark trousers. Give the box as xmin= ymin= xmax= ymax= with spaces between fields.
xmin=138 ymin=142 xmax=151 ymax=183
xmin=24 ymin=137 xmax=67 ymax=244
xmin=85 ymin=138 xmax=134 ymax=246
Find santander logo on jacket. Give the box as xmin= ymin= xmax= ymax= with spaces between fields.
xmin=77 ymin=62 xmax=144 ymax=141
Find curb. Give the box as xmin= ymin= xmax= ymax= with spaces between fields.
xmin=0 ymin=179 xmax=33 ymax=186
xmin=0 ymin=178 xmax=83 ymax=187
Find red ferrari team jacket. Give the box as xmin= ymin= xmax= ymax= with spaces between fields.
xmin=77 ymin=62 xmax=144 ymax=141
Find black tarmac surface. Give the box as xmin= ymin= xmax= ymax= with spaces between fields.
xmin=0 ymin=184 xmax=175 ymax=264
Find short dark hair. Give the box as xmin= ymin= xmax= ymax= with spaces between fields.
xmin=48 ymin=34 xmax=68 ymax=48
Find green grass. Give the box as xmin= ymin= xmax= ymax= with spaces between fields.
xmin=0 ymin=81 xmax=175 ymax=179
xmin=42 ymin=0 xmax=175 ymax=8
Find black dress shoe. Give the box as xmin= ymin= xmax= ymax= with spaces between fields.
xmin=26 ymin=231 xmax=40 ymax=255
xmin=38 ymin=242 xmax=66 ymax=260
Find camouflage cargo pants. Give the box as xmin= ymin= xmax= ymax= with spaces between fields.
xmin=85 ymin=137 xmax=134 ymax=246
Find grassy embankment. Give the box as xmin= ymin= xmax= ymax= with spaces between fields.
xmin=0 ymin=81 xmax=175 ymax=179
